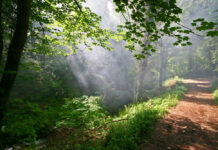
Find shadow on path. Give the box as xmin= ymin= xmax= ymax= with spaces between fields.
xmin=141 ymin=78 xmax=218 ymax=150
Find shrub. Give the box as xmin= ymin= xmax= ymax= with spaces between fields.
xmin=211 ymin=78 xmax=218 ymax=90
xmin=56 ymin=96 xmax=108 ymax=129
xmin=104 ymin=83 xmax=187 ymax=150
xmin=210 ymin=78 xmax=218 ymax=104
xmin=44 ymin=96 xmax=109 ymax=150
xmin=1 ymin=98 xmax=60 ymax=146
xmin=163 ymin=76 xmax=183 ymax=87
xmin=213 ymin=89 xmax=218 ymax=104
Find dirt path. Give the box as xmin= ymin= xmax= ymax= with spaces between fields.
xmin=141 ymin=78 xmax=218 ymax=150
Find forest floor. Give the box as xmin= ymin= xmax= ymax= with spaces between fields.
xmin=141 ymin=78 xmax=218 ymax=150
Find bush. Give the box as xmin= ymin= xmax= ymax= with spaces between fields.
xmin=56 ymin=96 xmax=108 ymax=129
xmin=211 ymin=78 xmax=218 ymax=90
xmin=163 ymin=76 xmax=183 ymax=87
xmin=19 ymin=83 xmax=187 ymax=150
xmin=213 ymin=89 xmax=218 ymax=104
xmin=43 ymin=96 xmax=109 ymax=150
xmin=210 ymin=78 xmax=218 ymax=104
xmin=2 ymin=84 xmax=187 ymax=149
xmin=1 ymin=96 xmax=108 ymax=149
xmin=104 ymin=83 xmax=187 ymax=150
xmin=1 ymin=98 xmax=60 ymax=146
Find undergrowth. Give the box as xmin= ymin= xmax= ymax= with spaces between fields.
xmin=1 ymin=98 xmax=61 ymax=147
xmin=6 ymin=82 xmax=187 ymax=150
xmin=103 ymin=82 xmax=187 ymax=150
xmin=213 ymin=89 xmax=218 ymax=104
xmin=163 ymin=76 xmax=183 ymax=87
xmin=210 ymin=78 xmax=218 ymax=90
xmin=43 ymin=82 xmax=187 ymax=150
xmin=211 ymin=78 xmax=218 ymax=105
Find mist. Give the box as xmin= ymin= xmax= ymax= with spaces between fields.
xmin=65 ymin=0 xmax=138 ymax=111
xmin=62 ymin=0 xmax=218 ymax=112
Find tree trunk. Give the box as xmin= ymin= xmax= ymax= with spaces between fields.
xmin=0 ymin=0 xmax=31 ymax=128
xmin=159 ymin=44 xmax=168 ymax=88
xmin=159 ymin=54 xmax=163 ymax=88
xmin=188 ymin=47 xmax=193 ymax=71
xmin=138 ymin=58 xmax=148 ymax=92
xmin=137 ymin=4 xmax=153 ymax=99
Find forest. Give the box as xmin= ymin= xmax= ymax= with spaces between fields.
xmin=0 ymin=0 xmax=217 ymax=150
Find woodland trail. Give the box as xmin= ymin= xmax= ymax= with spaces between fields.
xmin=141 ymin=78 xmax=218 ymax=150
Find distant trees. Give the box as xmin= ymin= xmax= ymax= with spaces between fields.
xmin=159 ymin=41 xmax=168 ymax=88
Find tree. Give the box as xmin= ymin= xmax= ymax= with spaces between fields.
xmin=159 ymin=40 xmax=168 ymax=88
xmin=0 ymin=0 xmax=31 ymax=128
xmin=0 ymin=0 xmax=115 ymax=128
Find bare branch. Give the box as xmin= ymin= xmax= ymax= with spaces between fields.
xmin=74 ymin=0 xmax=82 ymax=12
xmin=121 ymin=11 xmax=128 ymax=22
xmin=175 ymin=22 xmax=203 ymax=37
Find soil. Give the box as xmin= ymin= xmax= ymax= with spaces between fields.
xmin=141 ymin=78 xmax=218 ymax=150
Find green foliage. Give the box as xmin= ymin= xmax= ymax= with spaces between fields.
xmin=211 ymin=78 xmax=218 ymax=90
xmin=213 ymin=89 xmax=218 ymax=105
xmin=2 ymin=0 xmax=115 ymax=56
xmin=113 ymin=0 xmax=218 ymax=59
xmin=1 ymin=98 xmax=60 ymax=145
xmin=211 ymin=78 xmax=218 ymax=105
xmin=104 ymin=82 xmax=187 ymax=150
xmin=163 ymin=76 xmax=183 ymax=87
xmin=12 ymin=55 xmax=83 ymax=101
xmin=3 ymin=82 xmax=187 ymax=149
xmin=191 ymin=19 xmax=218 ymax=37
xmin=56 ymin=96 xmax=108 ymax=129
xmin=1 ymin=96 xmax=108 ymax=148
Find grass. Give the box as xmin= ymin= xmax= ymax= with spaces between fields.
xmin=23 ymin=82 xmax=188 ymax=150
xmin=163 ymin=76 xmax=184 ymax=87
xmin=103 ymin=82 xmax=187 ymax=150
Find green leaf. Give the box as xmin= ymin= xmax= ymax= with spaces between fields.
xmin=207 ymin=31 xmax=218 ymax=37
xmin=187 ymin=42 xmax=192 ymax=45
xmin=191 ymin=23 xmax=197 ymax=26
